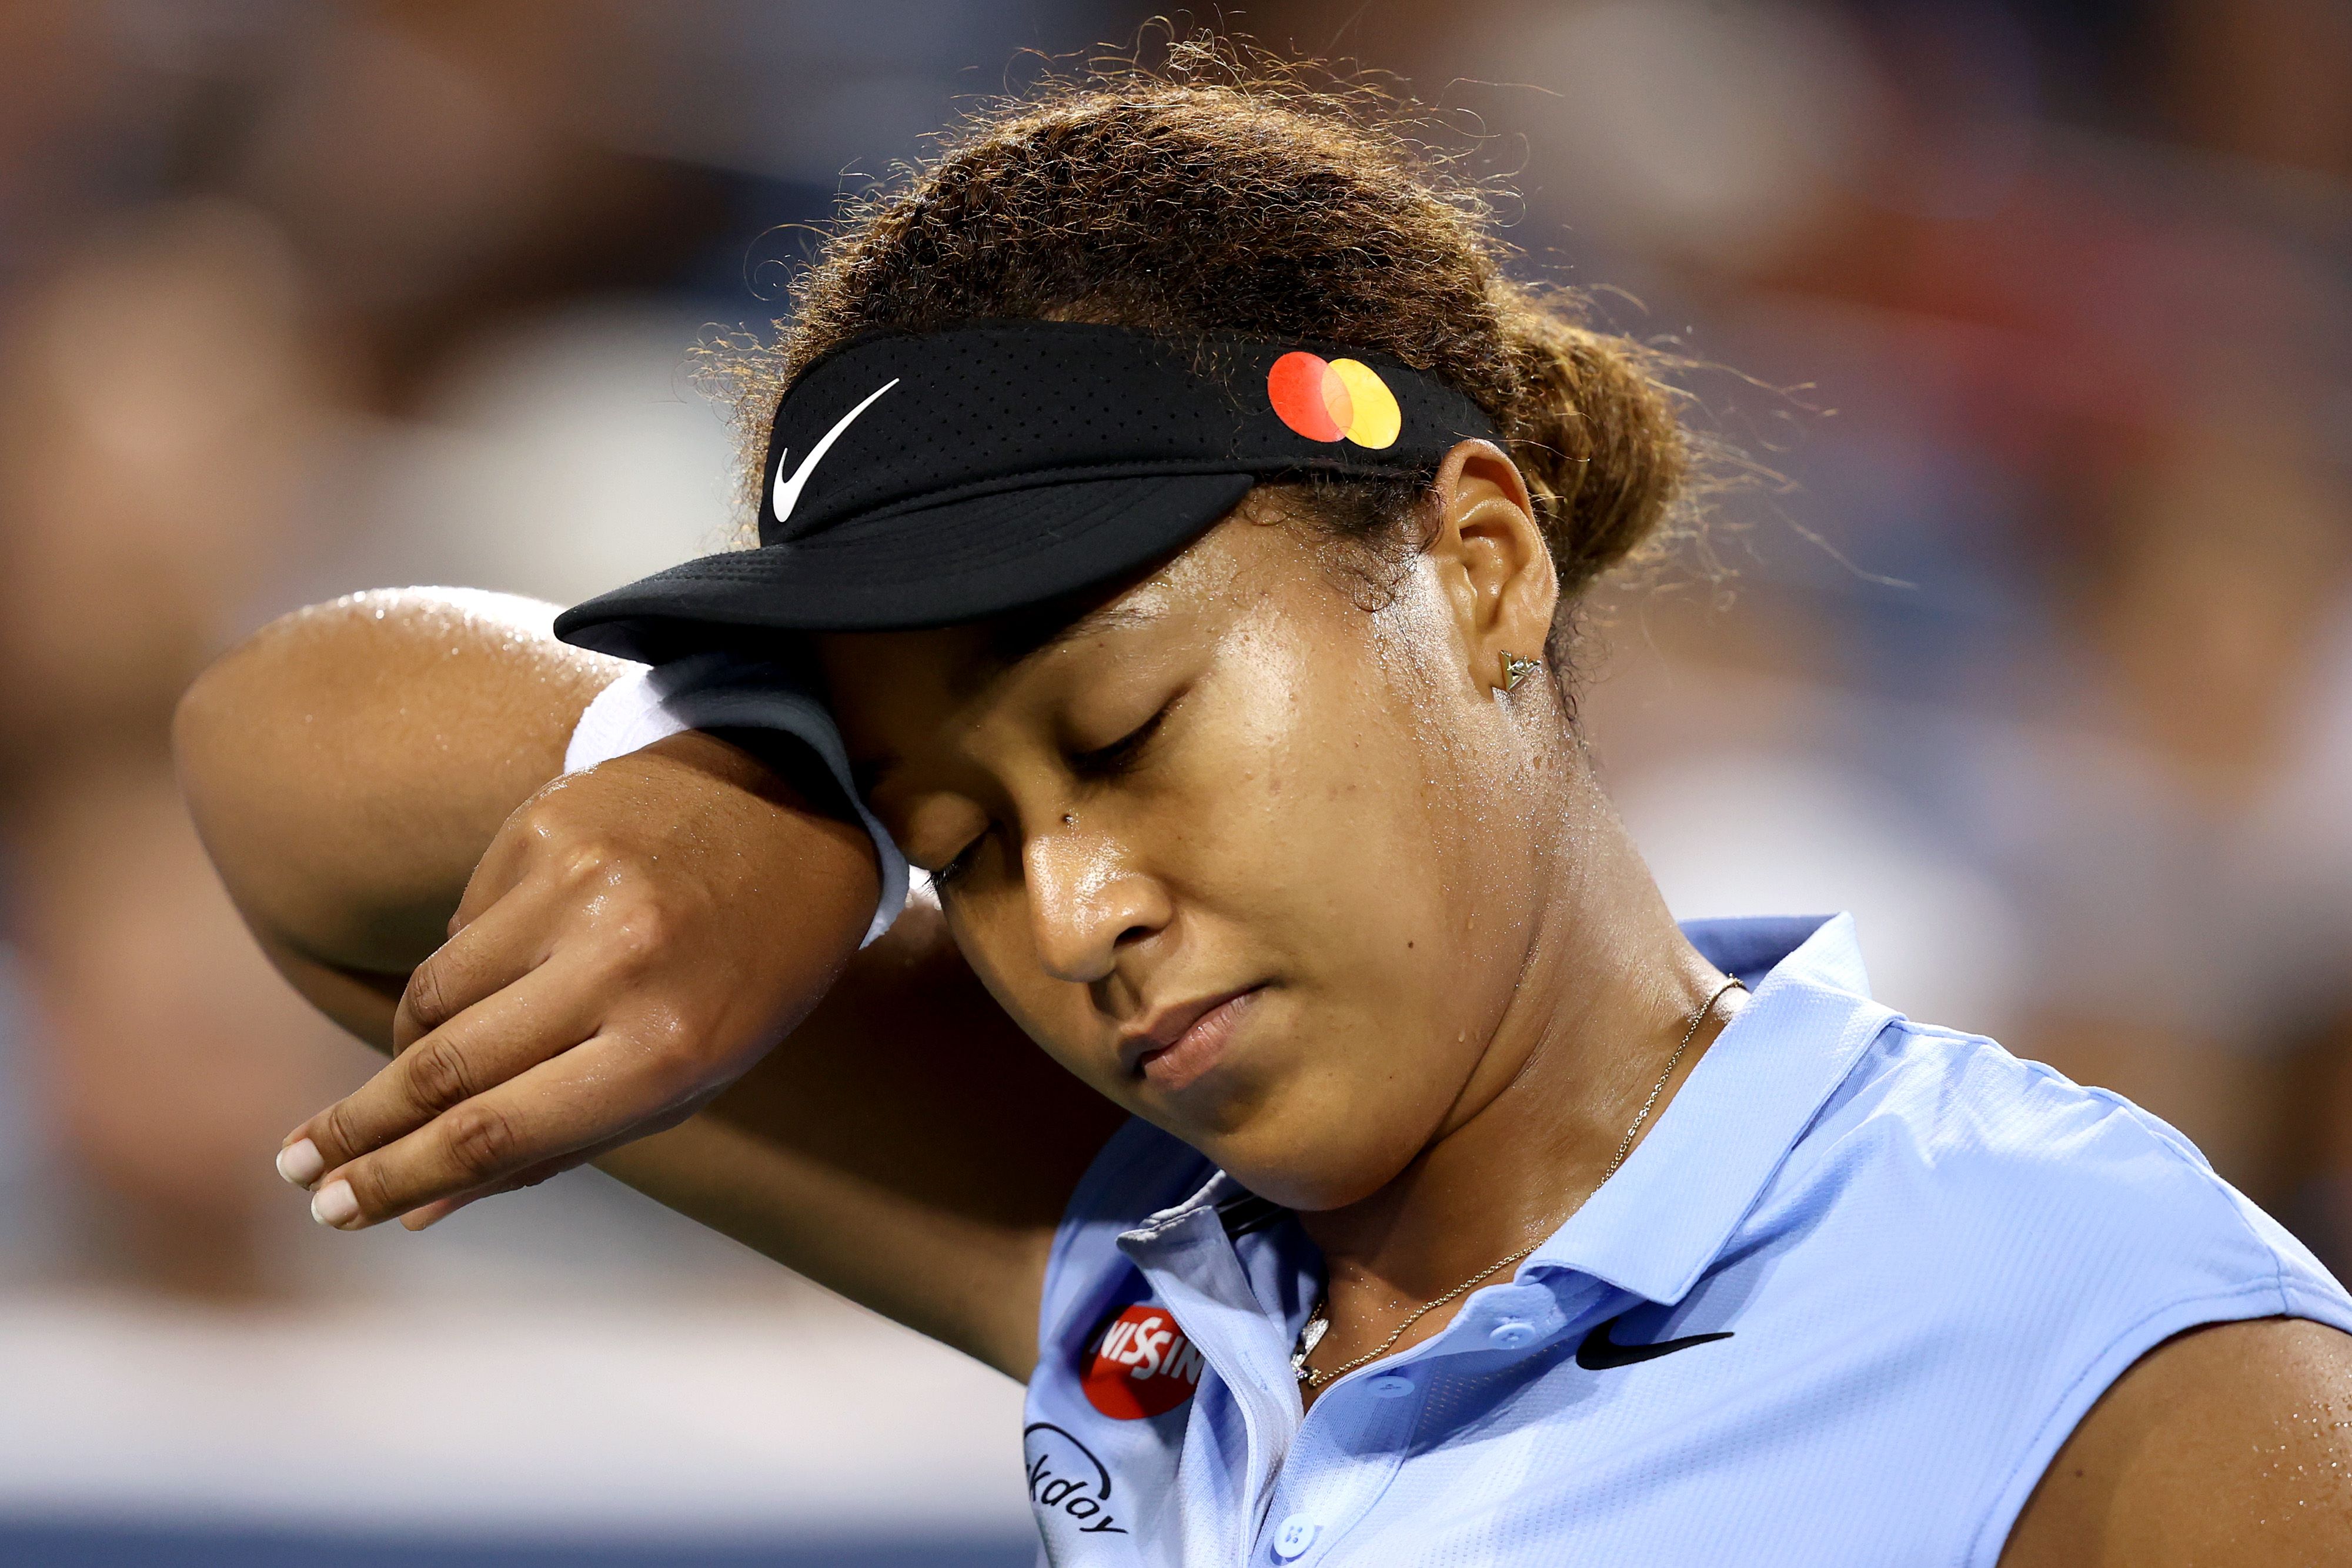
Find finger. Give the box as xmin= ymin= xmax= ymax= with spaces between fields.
xmin=309 ymin=1032 xmax=705 ymax=1230
xmin=397 ymin=1128 xmax=643 ymax=1231
xmin=398 ymin=1192 xmax=485 ymax=1231
xmin=389 ymin=889 xmax=555 ymax=1056
xmin=396 ymin=1161 xmax=571 ymax=1231
xmin=286 ymin=952 xmax=603 ymax=1183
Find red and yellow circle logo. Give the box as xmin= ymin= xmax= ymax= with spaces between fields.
xmin=1268 ymin=352 xmax=1402 ymax=450
xmin=1080 ymin=1303 xmax=1204 ymax=1420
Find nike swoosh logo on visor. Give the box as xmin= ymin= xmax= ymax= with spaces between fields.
xmin=1574 ymin=1315 xmax=1733 ymax=1371
xmin=771 ymin=377 xmax=900 ymax=526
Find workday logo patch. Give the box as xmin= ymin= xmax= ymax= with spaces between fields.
xmin=1080 ymin=1303 xmax=1204 ymax=1420
xmin=1023 ymin=1422 xmax=1129 ymax=1537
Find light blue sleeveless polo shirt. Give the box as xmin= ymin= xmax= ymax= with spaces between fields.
xmin=1020 ymin=914 xmax=2352 ymax=1566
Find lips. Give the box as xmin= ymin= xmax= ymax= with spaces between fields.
xmin=1119 ymin=985 xmax=1265 ymax=1092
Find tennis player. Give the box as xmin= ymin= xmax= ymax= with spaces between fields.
xmin=178 ymin=68 xmax=2352 ymax=1564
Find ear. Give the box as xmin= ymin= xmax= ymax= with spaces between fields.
xmin=1419 ymin=440 xmax=1558 ymax=694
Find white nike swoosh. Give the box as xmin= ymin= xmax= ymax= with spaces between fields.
xmin=771 ymin=377 xmax=900 ymax=525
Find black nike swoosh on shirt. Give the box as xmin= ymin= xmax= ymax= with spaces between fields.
xmin=1575 ymin=1315 xmax=1734 ymax=1370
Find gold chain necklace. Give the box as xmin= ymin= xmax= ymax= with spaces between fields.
xmin=1291 ymin=974 xmax=1746 ymax=1391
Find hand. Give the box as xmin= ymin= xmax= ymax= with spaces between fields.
xmin=275 ymin=731 xmax=881 ymax=1230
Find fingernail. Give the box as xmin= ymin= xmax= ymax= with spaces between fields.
xmin=309 ymin=1179 xmax=359 ymax=1228
xmin=276 ymin=1139 xmax=325 ymax=1188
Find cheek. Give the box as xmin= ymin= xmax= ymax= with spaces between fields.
xmin=1160 ymin=618 xmax=1518 ymax=1179
xmin=1211 ymin=597 xmax=1494 ymax=984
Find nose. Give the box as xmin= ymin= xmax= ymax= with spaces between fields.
xmin=1024 ymin=831 xmax=1170 ymax=985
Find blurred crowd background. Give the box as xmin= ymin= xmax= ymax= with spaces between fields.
xmin=0 ymin=1 xmax=2344 ymax=1563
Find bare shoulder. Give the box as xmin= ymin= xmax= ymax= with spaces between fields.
xmin=2002 ymin=1315 xmax=2352 ymax=1567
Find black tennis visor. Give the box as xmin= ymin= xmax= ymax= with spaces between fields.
xmin=554 ymin=320 xmax=1502 ymax=664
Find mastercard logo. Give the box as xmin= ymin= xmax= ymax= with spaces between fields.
xmin=1080 ymin=1303 xmax=1204 ymax=1420
xmin=1268 ymin=351 xmax=1402 ymax=450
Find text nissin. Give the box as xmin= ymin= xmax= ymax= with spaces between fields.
xmin=1082 ymin=1304 xmax=1204 ymax=1419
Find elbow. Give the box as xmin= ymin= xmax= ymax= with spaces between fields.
xmin=172 ymin=648 xmax=235 ymax=808
xmin=171 ymin=649 xmax=232 ymax=775
xmin=172 ymin=593 xmax=369 ymax=801
xmin=172 ymin=629 xmax=270 ymax=814
xmin=172 ymin=597 xmax=340 ymax=831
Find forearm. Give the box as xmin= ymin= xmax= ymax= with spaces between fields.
xmin=176 ymin=589 xmax=1113 ymax=1375
xmin=174 ymin=588 xmax=619 ymax=983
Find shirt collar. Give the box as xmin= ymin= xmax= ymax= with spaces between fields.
xmin=1523 ymin=912 xmax=1899 ymax=1306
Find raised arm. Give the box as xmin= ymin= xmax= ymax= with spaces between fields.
xmin=175 ymin=589 xmax=1122 ymax=1375
xmin=175 ymin=589 xmax=620 ymax=1001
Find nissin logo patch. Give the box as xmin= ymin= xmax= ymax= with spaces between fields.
xmin=1081 ymin=1304 xmax=1204 ymax=1419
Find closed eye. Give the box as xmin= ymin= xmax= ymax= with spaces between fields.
xmin=1070 ymin=699 xmax=1174 ymax=781
xmin=931 ymin=835 xmax=984 ymax=891
xmin=936 ymin=691 xmax=1184 ymax=891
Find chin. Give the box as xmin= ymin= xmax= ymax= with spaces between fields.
xmin=1165 ymin=1011 xmax=1439 ymax=1211
xmin=1202 ymin=1114 xmax=1412 ymax=1213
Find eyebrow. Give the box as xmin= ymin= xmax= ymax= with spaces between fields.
xmin=1018 ymin=600 xmax=1166 ymax=658
xmin=958 ymin=598 xmax=1168 ymax=696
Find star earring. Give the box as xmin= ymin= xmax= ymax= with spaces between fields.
xmin=1496 ymin=653 xmax=1542 ymax=693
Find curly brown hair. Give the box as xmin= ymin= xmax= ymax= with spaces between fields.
xmin=704 ymin=44 xmax=1695 ymax=672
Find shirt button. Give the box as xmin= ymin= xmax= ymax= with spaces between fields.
xmin=1367 ymin=1373 xmax=1415 ymax=1399
xmin=1489 ymin=1319 xmax=1539 ymax=1350
xmin=1272 ymin=1513 xmax=1319 ymax=1560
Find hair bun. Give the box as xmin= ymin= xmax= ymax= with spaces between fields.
xmin=1495 ymin=296 xmax=1688 ymax=601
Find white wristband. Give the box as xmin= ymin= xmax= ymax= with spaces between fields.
xmin=564 ymin=654 xmax=908 ymax=947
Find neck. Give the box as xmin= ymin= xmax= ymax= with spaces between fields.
xmin=1297 ymin=761 xmax=1735 ymax=1333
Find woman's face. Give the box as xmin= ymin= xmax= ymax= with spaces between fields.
xmin=821 ymin=474 xmax=1563 ymax=1210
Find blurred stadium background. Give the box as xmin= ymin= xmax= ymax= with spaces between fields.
xmin=0 ymin=2 xmax=2345 ymax=1563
